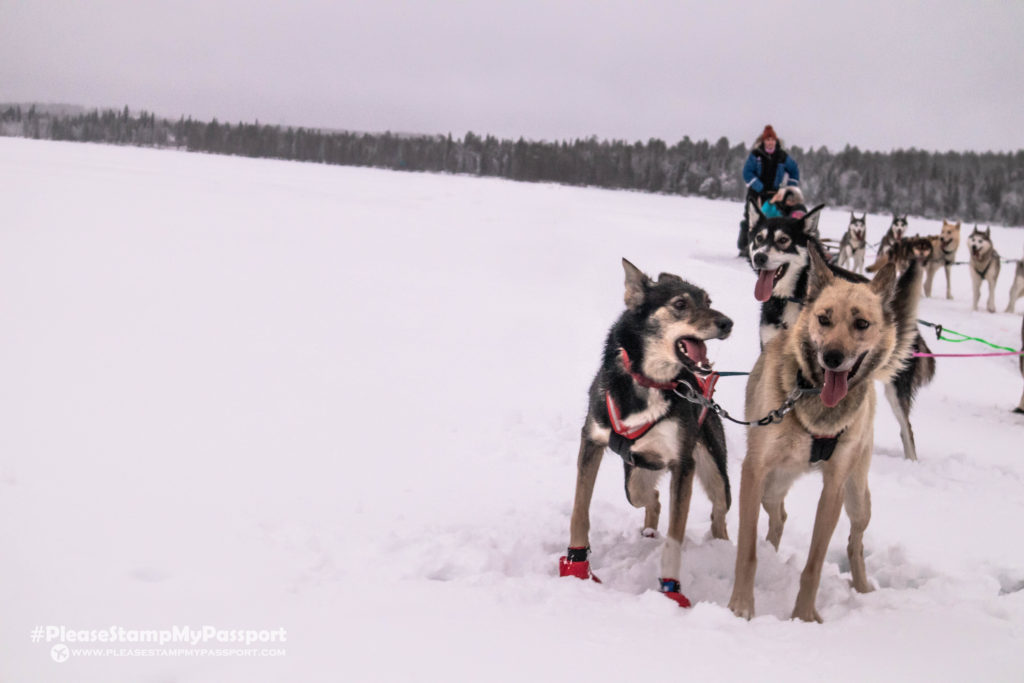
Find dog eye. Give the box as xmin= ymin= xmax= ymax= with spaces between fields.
xmin=776 ymin=237 xmax=790 ymax=247
xmin=672 ymin=298 xmax=687 ymax=311
xmin=854 ymin=319 xmax=870 ymax=330
xmin=817 ymin=314 xmax=831 ymax=327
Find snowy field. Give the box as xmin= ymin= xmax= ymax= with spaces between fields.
xmin=1 ymin=137 xmax=1023 ymax=682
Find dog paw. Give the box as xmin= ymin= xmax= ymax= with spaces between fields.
xmin=641 ymin=527 xmax=658 ymax=538
xmin=728 ymin=595 xmax=755 ymax=620
xmin=791 ymin=606 xmax=823 ymax=623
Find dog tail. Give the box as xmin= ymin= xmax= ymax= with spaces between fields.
xmin=701 ymin=415 xmax=731 ymax=509
xmin=877 ymin=258 xmax=926 ymax=384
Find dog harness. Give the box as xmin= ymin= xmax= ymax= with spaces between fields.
xmin=795 ymin=371 xmax=845 ymax=463
xmin=605 ymin=349 xmax=718 ymax=466
xmin=973 ymin=255 xmax=995 ymax=279
xmin=809 ymin=432 xmax=845 ymax=463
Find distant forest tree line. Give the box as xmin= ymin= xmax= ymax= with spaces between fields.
xmin=3 ymin=104 xmax=1023 ymax=226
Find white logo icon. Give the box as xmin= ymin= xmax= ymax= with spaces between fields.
xmin=51 ymin=644 xmax=71 ymax=663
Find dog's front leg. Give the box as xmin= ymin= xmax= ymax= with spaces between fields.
xmin=945 ymin=264 xmax=954 ymax=300
xmin=844 ymin=446 xmax=874 ymax=594
xmin=660 ymin=463 xmax=694 ymax=582
xmin=1006 ymin=274 xmax=1024 ymax=313
xmin=923 ymin=264 xmax=936 ymax=297
xmin=986 ymin=277 xmax=998 ymax=313
xmin=971 ymin=271 xmax=982 ymax=311
xmin=883 ymin=383 xmax=917 ymax=461
xmin=568 ymin=437 xmax=605 ymax=549
xmin=728 ymin=455 xmax=767 ymax=620
xmin=792 ymin=472 xmax=846 ymax=623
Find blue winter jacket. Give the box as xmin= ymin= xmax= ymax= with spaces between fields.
xmin=742 ymin=147 xmax=800 ymax=194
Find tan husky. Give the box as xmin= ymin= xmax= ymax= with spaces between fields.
xmin=924 ymin=220 xmax=961 ymax=299
xmin=728 ymin=249 xmax=922 ymax=622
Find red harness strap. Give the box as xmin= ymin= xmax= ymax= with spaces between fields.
xmin=619 ymin=349 xmax=678 ymax=390
xmin=607 ymin=350 xmax=720 ymax=439
xmin=693 ymin=372 xmax=718 ymax=428
xmin=606 ymin=392 xmax=657 ymax=440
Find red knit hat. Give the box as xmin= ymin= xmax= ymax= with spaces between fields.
xmin=761 ymin=125 xmax=777 ymax=142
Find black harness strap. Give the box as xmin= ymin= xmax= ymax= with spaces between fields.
xmin=974 ymin=256 xmax=994 ymax=279
xmin=810 ymin=430 xmax=845 ymax=463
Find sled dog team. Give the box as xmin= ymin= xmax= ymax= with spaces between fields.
xmin=560 ymin=201 xmax=1024 ymax=622
xmin=843 ymin=213 xmax=1024 ymax=313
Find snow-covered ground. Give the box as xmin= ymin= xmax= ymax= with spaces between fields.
xmin=1 ymin=137 xmax=1022 ymax=682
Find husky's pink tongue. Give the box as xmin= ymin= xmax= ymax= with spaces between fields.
xmin=681 ymin=338 xmax=708 ymax=366
xmin=821 ymin=370 xmax=849 ymax=407
xmin=754 ymin=268 xmax=778 ymax=302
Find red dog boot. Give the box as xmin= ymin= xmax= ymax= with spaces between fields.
xmin=659 ymin=578 xmax=692 ymax=607
xmin=558 ymin=547 xmax=602 ymax=583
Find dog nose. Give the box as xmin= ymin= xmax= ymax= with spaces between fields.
xmin=823 ymin=349 xmax=845 ymax=369
xmin=716 ymin=316 xmax=733 ymax=336
xmin=753 ymin=252 xmax=767 ymax=267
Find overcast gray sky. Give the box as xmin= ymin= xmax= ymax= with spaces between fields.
xmin=2 ymin=0 xmax=1021 ymax=152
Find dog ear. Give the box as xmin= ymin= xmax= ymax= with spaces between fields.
xmin=622 ymin=258 xmax=651 ymax=311
xmin=802 ymin=204 xmax=825 ymax=238
xmin=746 ymin=200 xmax=763 ymax=229
xmin=806 ymin=244 xmax=835 ymax=300
xmin=869 ymin=261 xmax=898 ymax=306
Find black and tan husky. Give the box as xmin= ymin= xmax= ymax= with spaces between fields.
xmin=744 ymin=201 xmax=935 ymax=461
xmin=560 ymin=259 xmax=733 ymax=607
xmin=729 ymin=249 xmax=924 ymax=622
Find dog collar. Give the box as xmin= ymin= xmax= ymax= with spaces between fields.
xmin=605 ymin=354 xmax=720 ymax=465
xmin=619 ymin=349 xmax=678 ymax=390
xmin=618 ymin=348 xmax=719 ymax=425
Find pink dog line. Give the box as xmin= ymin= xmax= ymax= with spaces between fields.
xmin=913 ymin=351 xmax=1024 ymax=358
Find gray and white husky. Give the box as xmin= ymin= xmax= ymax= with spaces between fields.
xmin=837 ymin=212 xmax=867 ymax=274
xmin=967 ymin=226 xmax=1000 ymax=313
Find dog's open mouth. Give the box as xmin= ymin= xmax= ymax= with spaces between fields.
xmin=754 ymin=264 xmax=788 ymax=302
xmin=675 ymin=336 xmax=711 ymax=372
xmin=820 ymin=352 xmax=867 ymax=408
